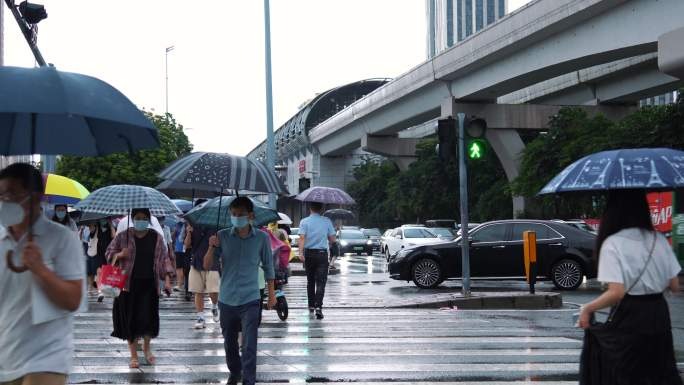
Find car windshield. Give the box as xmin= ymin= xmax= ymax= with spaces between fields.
xmin=291 ymin=228 xmax=299 ymax=235
xmin=431 ymin=228 xmax=453 ymax=237
xmin=363 ymin=229 xmax=381 ymax=237
xmin=340 ymin=230 xmax=365 ymax=239
xmin=404 ymin=228 xmax=437 ymax=238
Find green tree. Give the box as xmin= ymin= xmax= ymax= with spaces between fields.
xmin=56 ymin=112 xmax=193 ymax=191
xmin=348 ymin=137 xmax=512 ymax=227
xmin=512 ymin=102 xmax=684 ymax=218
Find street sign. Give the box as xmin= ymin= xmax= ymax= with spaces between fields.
xmin=468 ymin=139 xmax=486 ymax=160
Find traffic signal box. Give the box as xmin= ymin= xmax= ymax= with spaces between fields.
xmin=523 ymin=231 xmax=537 ymax=294
xmin=436 ymin=116 xmax=488 ymax=161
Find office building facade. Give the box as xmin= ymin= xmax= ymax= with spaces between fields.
xmin=427 ymin=0 xmax=507 ymax=58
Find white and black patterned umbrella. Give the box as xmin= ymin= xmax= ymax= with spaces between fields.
xmin=74 ymin=185 xmax=181 ymax=216
xmin=158 ymin=152 xmax=288 ymax=194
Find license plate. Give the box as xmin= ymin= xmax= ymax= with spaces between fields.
xmin=353 ymin=246 xmax=364 ymax=251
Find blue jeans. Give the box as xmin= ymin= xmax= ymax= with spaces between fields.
xmin=219 ymin=300 xmax=261 ymax=385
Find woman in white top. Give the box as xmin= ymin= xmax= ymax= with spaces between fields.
xmin=578 ymin=189 xmax=681 ymax=385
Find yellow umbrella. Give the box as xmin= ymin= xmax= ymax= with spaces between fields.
xmin=42 ymin=173 xmax=90 ymax=205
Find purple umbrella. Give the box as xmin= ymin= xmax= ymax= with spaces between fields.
xmin=295 ymin=186 xmax=356 ymax=205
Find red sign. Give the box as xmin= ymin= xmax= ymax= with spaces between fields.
xmin=648 ymin=192 xmax=673 ymax=233
xmin=584 ymin=192 xmax=673 ymax=239
xmin=298 ymin=160 xmax=306 ymax=174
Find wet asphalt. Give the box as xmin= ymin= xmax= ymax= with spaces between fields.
xmin=68 ymin=252 xmax=684 ymax=384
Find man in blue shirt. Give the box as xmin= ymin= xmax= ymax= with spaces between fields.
xmin=298 ymin=202 xmax=336 ymax=320
xmin=205 ymin=197 xmax=276 ymax=385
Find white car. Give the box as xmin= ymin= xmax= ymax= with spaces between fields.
xmin=383 ymin=226 xmax=444 ymax=260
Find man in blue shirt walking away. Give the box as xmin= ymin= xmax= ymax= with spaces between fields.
xmin=298 ymin=202 xmax=336 ymax=320
xmin=205 ymin=197 xmax=276 ymax=385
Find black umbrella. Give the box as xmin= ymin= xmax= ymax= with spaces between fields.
xmin=158 ymin=152 xmax=288 ymax=231
xmin=155 ymin=179 xmax=224 ymax=199
xmin=323 ymin=209 xmax=356 ymax=221
xmin=0 ymin=66 xmax=158 ymax=272
xmin=158 ymin=152 xmax=287 ymax=194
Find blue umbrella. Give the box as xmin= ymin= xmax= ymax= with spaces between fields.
xmin=539 ymin=148 xmax=684 ymax=195
xmin=184 ymin=196 xmax=279 ymax=231
xmin=0 ymin=66 xmax=158 ymax=155
xmin=171 ymin=199 xmax=193 ymax=213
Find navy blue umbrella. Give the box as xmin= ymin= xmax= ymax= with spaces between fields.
xmin=539 ymin=148 xmax=684 ymax=195
xmin=0 ymin=66 xmax=158 ymax=155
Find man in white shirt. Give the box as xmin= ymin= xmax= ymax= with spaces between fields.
xmin=0 ymin=163 xmax=84 ymax=385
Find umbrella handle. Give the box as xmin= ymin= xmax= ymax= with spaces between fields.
xmin=6 ymin=250 xmax=28 ymax=273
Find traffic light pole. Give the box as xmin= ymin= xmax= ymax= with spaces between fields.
xmin=457 ymin=112 xmax=471 ymax=297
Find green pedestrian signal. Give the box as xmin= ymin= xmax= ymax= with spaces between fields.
xmin=468 ymin=140 xmax=486 ymax=160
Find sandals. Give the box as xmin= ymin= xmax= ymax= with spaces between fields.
xmin=129 ymin=357 xmax=140 ymax=369
xmin=143 ymin=349 xmax=156 ymax=365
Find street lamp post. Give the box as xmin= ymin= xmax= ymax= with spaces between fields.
xmin=264 ymin=0 xmax=277 ymax=210
xmin=165 ymin=45 xmax=174 ymax=115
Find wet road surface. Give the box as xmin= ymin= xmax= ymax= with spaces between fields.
xmin=69 ymin=252 xmax=683 ymax=384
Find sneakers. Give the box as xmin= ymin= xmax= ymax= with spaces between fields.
xmin=308 ymin=307 xmax=315 ymax=316
xmin=315 ymin=308 xmax=324 ymax=320
xmin=194 ymin=317 xmax=206 ymax=329
xmin=173 ymin=286 xmax=182 ymax=292
xmin=97 ymin=293 xmax=104 ymax=303
xmin=212 ymin=307 xmax=220 ymax=323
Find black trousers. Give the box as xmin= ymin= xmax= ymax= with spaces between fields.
xmin=304 ymin=249 xmax=329 ymax=309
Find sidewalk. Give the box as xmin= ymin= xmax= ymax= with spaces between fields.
xmin=287 ymin=262 xmax=562 ymax=310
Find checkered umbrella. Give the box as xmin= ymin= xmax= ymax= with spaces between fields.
xmin=73 ymin=185 xmax=182 ymax=216
xmin=184 ymin=196 xmax=279 ymax=230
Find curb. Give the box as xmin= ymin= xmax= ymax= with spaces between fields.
xmin=388 ymin=292 xmax=563 ymax=310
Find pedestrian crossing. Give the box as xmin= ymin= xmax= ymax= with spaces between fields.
xmin=70 ymin=290 xmax=586 ymax=384
xmin=67 ymin=253 xmax=683 ymax=384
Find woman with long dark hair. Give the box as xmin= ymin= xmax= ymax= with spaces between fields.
xmin=578 ymin=189 xmax=681 ymax=384
xmin=106 ymin=208 xmax=174 ymax=369
xmin=52 ymin=204 xmax=78 ymax=232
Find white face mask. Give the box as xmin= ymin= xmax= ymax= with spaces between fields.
xmin=0 ymin=198 xmax=27 ymax=227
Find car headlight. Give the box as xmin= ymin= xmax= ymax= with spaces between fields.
xmin=340 ymin=240 xmax=348 ymax=246
xmin=366 ymin=240 xmax=373 ymax=245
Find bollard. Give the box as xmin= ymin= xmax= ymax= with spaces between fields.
xmin=523 ymin=231 xmax=537 ymax=294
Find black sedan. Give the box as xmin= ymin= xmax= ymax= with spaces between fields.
xmin=388 ymin=220 xmax=597 ymax=290
xmin=337 ymin=229 xmax=374 ymax=255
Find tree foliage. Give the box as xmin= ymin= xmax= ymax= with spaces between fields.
xmin=512 ymin=98 xmax=684 ymax=218
xmin=348 ymin=137 xmax=512 ymax=228
xmin=56 ymin=112 xmax=193 ymax=191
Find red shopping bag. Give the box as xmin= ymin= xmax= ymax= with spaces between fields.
xmin=98 ymin=264 xmax=128 ymax=297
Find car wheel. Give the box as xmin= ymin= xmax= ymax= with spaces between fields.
xmin=551 ymin=258 xmax=584 ymax=290
xmin=385 ymin=248 xmax=391 ymax=261
xmin=411 ymin=258 xmax=443 ymax=289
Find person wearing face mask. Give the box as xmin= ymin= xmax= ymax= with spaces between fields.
xmin=51 ymin=204 xmax=78 ymax=232
xmin=105 ymin=208 xmax=175 ymax=369
xmin=0 ymin=163 xmax=85 ymax=385
xmin=205 ymin=197 xmax=276 ymax=385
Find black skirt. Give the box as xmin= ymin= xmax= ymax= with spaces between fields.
xmin=580 ymin=293 xmax=682 ymax=385
xmin=111 ymin=278 xmax=160 ymax=341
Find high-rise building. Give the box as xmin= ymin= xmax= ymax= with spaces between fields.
xmin=427 ymin=0 xmax=507 ymax=58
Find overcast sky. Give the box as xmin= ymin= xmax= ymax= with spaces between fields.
xmin=3 ymin=0 xmax=531 ymax=156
